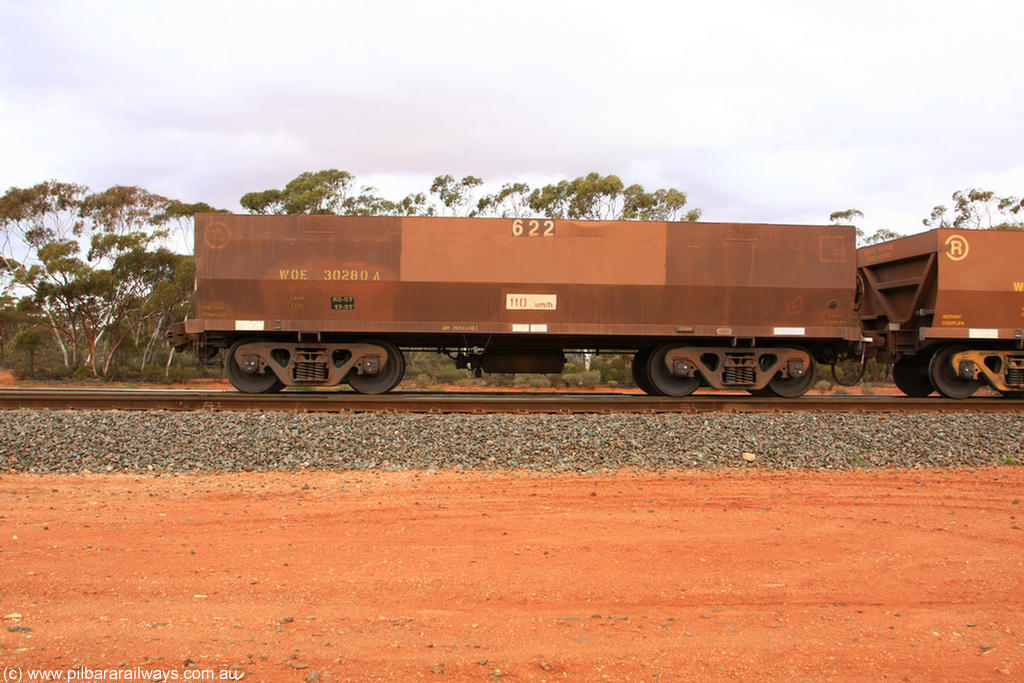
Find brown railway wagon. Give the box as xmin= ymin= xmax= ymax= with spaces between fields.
xmin=859 ymin=228 xmax=1024 ymax=398
xmin=169 ymin=214 xmax=861 ymax=395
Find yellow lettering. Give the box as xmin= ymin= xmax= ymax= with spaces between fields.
xmin=1014 ymin=281 xmax=1023 ymax=292
xmin=324 ymin=268 xmax=383 ymax=281
xmin=940 ymin=313 xmax=966 ymax=327
xmin=512 ymin=218 xmax=556 ymax=237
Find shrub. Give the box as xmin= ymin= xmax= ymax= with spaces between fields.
xmin=437 ymin=366 xmax=471 ymax=384
xmin=561 ymin=369 xmax=601 ymax=388
xmin=594 ymin=354 xmax=630 ymax=384
xmin=514 ymin=374 xmax=550 ymax=389
xmin=813 ymin=379 xmax=833 ymax=393
xmin=485 ymin=373 xmax=516 ymax=387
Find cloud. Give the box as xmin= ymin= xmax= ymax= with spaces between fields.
xmin=2 ymin=0 xmax=1023 ymax=233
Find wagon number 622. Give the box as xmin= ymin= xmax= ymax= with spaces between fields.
xmin=511 ymin=219 xmax=555 ymax=237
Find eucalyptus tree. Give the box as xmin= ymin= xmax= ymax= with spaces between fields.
xmin=476 ymin=182 xmax=532 ymax=218
xmin=528 ymin=173 xmax=700 ymax=222
xmin=829 ymin=209 xmax=902 ymax=246
xmin=0 ymin=181 xmax=89 ymax=365
xmin=0 ymin=181 xmax=214 ymax=376
xmin=241 ymin=170 xmax=702 ymax=222
xmin=429 ymin=174 xmax=484 ymax=216
xmin=924 ymin=189 xmax=1024 ymax=231
xmin=241 ymin=169 xmax=420 ymax=217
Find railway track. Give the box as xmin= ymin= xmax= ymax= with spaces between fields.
xmin=0 ymin=387 xmax=1021 ymax=413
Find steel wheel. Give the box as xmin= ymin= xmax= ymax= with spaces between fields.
xmin=631 ymin=349 xmax=658 ymax=395
xmin=646 ymin=345 xmax=701 ymax=397
xmin=225 ymin=338 xmax=285 ymax=394
xmin=929 ymin=345 xmax=981 ymax=399
xmin=766 ymin=348 xmax=817 ymax=398
xmin=347 ymin=342 xmax=405 ymax=394
xmin=892 ymin=355 xmax=934 ymax=397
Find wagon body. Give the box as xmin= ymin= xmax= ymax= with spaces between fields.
xmin=859 ymin=228 xmax=1024 ymax=346
xmin=185 ymin=214 xmax=860 ymax=347
xmin=858 ymin=228 xmax=1024 ymax=396
xmin=172 ymin=214 xmax=860 ymax=395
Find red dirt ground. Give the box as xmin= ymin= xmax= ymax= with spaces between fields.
xmin=2 ymin=468 xmax=1022 ymax=682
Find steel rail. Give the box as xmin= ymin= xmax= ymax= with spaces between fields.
xmin=0 ymin=388 xmax=1021 ymax=414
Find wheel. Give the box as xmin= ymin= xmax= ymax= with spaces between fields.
xmin=929 ymin=345 xmax=981 ymax=399
xmin=892 ymin=355 xmax=934 ymax=397
xmin=225 ymin=338 xmax=285 ymax=394
xmin=766 ymin=349 xmax=817 ymax=398
xmin=999 ymin=390 xmax=1024 ymax=398
xmin=347 ymin=342 xmax=405 ymax=394
xmin=631 ymin=349 xmax=658 ymax=395
xmin=646 ymin=345 xmax=701 ymax=397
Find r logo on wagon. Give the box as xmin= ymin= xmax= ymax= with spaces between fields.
xmin=945 ymin=234 xmax=969 ymax=261
xmin=204 ymin=221 xmax=231 ymax=249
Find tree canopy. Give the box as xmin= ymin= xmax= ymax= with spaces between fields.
xmin=0 ymin=181 xmax=220 ymax=377
xmin=924 ymin=188 xmax=1024 ymax=231
xmin=238 ymin=170 xmax=702 ymax=222
xmin=829 ymin=208 xmax=903 ymax=245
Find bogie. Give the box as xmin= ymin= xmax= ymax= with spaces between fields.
xmin=222 ymin=339 xmax=405 ymax=394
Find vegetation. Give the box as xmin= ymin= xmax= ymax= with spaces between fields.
xmin=924 ymin=189 xmax=1024 ymax=231
xmin=832 ymin=188 xmax=1023 ymax=246
xmin=238 ymin=169 xmax=701 ymax=221
xmin=0 ymin=181 xmax=212 ymax=380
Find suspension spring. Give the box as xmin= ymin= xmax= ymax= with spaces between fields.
xmin=723 ymin=364 xmax=756 ymax=385
xmin=294 ymin=361 xmax=328 ymax=382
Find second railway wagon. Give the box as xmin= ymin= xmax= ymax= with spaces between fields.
xmin=859 ymin=228 xmax=1024 ymax=398
xmin=168 ymin=214 xmax=862 ymax=395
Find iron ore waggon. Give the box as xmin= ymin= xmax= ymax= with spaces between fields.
xmin=168 ymin=214 xmax=863 ymax=395
xmin=858 ymin=228 xmax=1024 ymax=398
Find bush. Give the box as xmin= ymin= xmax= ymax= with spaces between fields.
xmin=484 ymin=373 xmax=516 ymax=387
xmin=514 ymin=374 xmax=550 ymax=389
xmin=436 ymin=366 xmax=471 ymax=384
xmin=561 ymin=369 xmax=601 ymax=388
xmin=593 ymin=354 xmax=630 ymax=384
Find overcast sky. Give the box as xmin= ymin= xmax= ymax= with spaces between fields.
xmin=2 ymin=0 xmax=1022 ymax=235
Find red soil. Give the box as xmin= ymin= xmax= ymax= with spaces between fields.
xmin=2 ymin=468 xmax=1022 ymax=681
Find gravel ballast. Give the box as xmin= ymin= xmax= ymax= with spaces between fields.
xmin=1 ymin=409 xmax=1022 ymax=473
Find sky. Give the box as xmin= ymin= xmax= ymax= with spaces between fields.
xmin=2 ymin=0 xmax=1023 ymax=236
